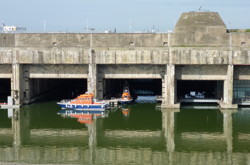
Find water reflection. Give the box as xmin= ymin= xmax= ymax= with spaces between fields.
xmin=121 ymin=106 xmax=132 ymax=118
xmin=0 ymin=104 xmax=250 ymax=164
xmin=58 ymin=109 xmax=108 ymax=124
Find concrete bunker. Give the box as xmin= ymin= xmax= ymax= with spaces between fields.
xmin=0 ymin=79 xmax=11 ymax=102
xmin=177 ymin=80 xmax=223 ymax=105
xmin=103 ymin=79 xmax=162 ymax=100
xmin=28 ymin=78 xmax=87 ymax=103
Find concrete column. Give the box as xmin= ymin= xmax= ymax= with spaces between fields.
xmin=11 ymin=64 xmax=23 ymax=105
xmin=162 ymin=64 xmax=180 ymax=108
xmin=88 ymin=49 xmax=99 ymax=98
xmin=88 ymin=63 xmax=97 ymax=96
xmin=220 ymin=65 xmax=237 ymax=109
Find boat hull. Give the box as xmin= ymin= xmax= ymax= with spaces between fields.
xmin=57 ymin=102 xmax=108 ymax=111
xmin=119 ymin=99 xmax=133 ymax=105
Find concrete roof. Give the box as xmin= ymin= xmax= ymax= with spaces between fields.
xmin=174 ymin=12 xmax=226 ymax=29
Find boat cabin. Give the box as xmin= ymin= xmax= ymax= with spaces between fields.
xmin=70 ymin=93 xmax=94 ymax=104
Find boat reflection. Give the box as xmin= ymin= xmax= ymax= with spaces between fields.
xmin=57 ymin=109 xmax=109 ymax=124
xmin=121 ymin=107 xmax=131 ymax=118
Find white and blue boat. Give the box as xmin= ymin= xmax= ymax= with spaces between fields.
xmin=57 ymin=92 xmax=109 ymax=111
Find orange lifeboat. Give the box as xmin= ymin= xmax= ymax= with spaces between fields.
xmin=119 ymin=88 xmax=133 ymax=104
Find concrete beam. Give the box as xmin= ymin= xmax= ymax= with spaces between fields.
xmin=27 ymin=64 xmax=88 ymax=79
xmin=101 ymin=64 xmax=164 ymax=79
xmin=0 ymin=47 xmax=250 ymax=65
xmin=234 ymin=65 xmax=250 ymax=80
xmin=176 ymin=65 xmax=227 ymax=80
xmin=0 ymin=65 xmax=12 ymax=78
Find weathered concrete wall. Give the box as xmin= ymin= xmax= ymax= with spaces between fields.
xmin=234 ymin=66 xmax=250 ymax=80
xmin=0 ymin=32 xmax=249 ymax=48
xmin=0 ymin=48 xmax=89 ymax=64
xmin=26 ymin=64 xmax=88 ymax=78
xmin=176 ymin=65 xmax=227 ymax=80
xmin=17 ymin=48 xmax=89 ymax=64
xmin=0 ymin=65 xmax=12 ymax=78
xmin=231 ymin=33 xmax=250 ymax=47
xmin=0 ymin=49 xmax=14 ymax=63
xmin=172 ymin=12 xmax=229 ymax=46
xmin=232 ymin=50 xmax=250 ymax=64
xmin=1 ymin=47 xmax=250 ymax=65
xmin=172 ymin=48 xmax=232 ymax=65
xmin=100 ymin=64 xmax=165 ymax=79
xmin=0 ymin=33 xmax=169 ymax=48
xmin=95 ymin=49 xmax=169 ymax=64
xmin=0 ymin=34 xmax=15 ymax=47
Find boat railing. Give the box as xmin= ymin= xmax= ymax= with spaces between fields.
xmin=59 ymin=98 xmax=108 ymax=105
xmin=241 ymin=97 xmax=250 ymax=102
xmin=58 ymin=99 xmax=71 ymax=103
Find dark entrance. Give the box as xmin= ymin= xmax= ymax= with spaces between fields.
xmin=29 ymin=79 xmax=87 ymax=102
xmin=0 ymin=79 xmax=11 ymax=102
xmin=103 ymin=79 xmax=162 ymax=99
xmin=177 ymin=80 xmax=223 ymax=101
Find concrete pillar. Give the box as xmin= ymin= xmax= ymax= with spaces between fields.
xmin=88 ymin=49 xmax=99 ymax=98
xmin=11 ymin=64 xmax=23 ymax=105
xmin=88 ymin=63 xmax=97 ymax=96
xmin=162 ymin=64 xmax=180 ymax=108
xmin=220 ymin=65 xmax=237 ymax=109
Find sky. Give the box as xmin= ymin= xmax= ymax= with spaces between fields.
xmin=0 ymin=0 xmax=249 ymax=33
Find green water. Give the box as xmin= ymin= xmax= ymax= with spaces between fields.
xmin=0 ymin=102 xmax=250 ymax=165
